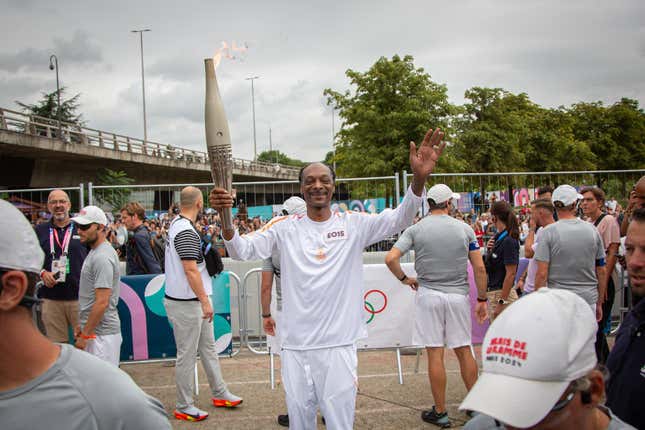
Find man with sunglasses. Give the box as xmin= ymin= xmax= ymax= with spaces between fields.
xmin=460 ymin=288 xmax=635 ymax=429
xmin=71 ymin=206 xmax=122 ymax=366
xmin=0 ymin=200 xmax=171 ymax=430
xmin=34 ymin=189 xmax=88 ymax=342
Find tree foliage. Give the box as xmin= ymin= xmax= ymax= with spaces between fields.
xmin=94 ymin=169 xmax=134 ymax=211
xmin=15 ymin=87 xmax=84 ymax=125
xmin=257 ymin=150 xmax=306 ymax=167
xmin=324 ymin=55 xmax=455 ymax=178
xmin=314 ymin=55 xmax=645 ymax=175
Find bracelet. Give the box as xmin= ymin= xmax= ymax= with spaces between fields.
xmin=476 ymin=297 xmax=488 ymax=303
xmin=398 ymin=274 xmax=408 ymax=282
xmin=262 ymin=313 xmax=271 ymax=318
xmin=80 ymin=334 xmax=96 ymax=340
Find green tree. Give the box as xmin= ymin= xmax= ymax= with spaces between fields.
xmin=324 ymin=54 xmax=455 ymax=178
xmin=94 ymin=169 xmax=134 ymax=212
xmin=567 ymin=98 xmax=645 ymax=171
xmin=257 ymin=150 xmax=306 ymax=167
xmin=15 ymin=87 xmax=84 ymax=125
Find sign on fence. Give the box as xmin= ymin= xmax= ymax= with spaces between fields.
xmin=117 ymin=272 xmax=233 ymax=361
xmin=358 ymin=263 xmax=489 ymax=348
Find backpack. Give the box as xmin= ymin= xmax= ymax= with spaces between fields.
xmin=149 ymin=235 xmax=166 ymax=272
xmin=202 ymin=241 xmax=224 ymax=277
xmin=128 ymin=225 xmax=165 ymax=273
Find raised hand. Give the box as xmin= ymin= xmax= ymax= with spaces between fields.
xmin=409 ymin=128 xmax=446 ymax=185
xmin=209 ymin=187 xmax=234 ymax=212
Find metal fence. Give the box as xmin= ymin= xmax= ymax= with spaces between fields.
xmin=0 ymin=185 xmax=85 ymax=222
xmin=404 ymin=169 xmax=645 ymax=214
xmin=87 ymin=175 xmax=400 ymax=216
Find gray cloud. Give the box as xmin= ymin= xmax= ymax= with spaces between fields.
xmin=0 ymin=30 xmax=102 ymax=73
xmin=1 ymin=0 xmax=644 ymax=163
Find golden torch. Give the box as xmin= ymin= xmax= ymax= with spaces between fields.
xmin=204 ymin=58 xmax=234 ymax=229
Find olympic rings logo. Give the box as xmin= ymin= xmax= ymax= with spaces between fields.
xmin=364 ymin=289 xmax=387 ymax=324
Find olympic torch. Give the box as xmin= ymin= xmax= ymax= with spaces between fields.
xmin=204 ymin=58 xmax=234 ymax=229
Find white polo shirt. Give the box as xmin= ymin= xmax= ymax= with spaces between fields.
xmin=225 ymin=187 xmax=424 ymax=350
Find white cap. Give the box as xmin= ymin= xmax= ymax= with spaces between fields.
xmin=71 ymin=205 xmax=108 ymax=226
xmin=282 ymin=196 xmax=306 ymax=215
xmin=606 ymin=200 xmax=617 ymax=211
xmin=427 ymin=184 xmax=454 ymax=204
xmin=451 ymin=192 xmax=461 ymax=201
xmin=459 ymin=288 xmax=597 ymax=428
xmin=552 ymin=185 xmax=583 ymax=206
xmin=0 ymin=199 xmax=45 ymax=273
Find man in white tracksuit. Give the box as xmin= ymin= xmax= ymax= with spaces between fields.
xmin=210 ymin=128 xmax=446 ymax=429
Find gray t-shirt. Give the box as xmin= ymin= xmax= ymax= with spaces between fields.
xmin=79 ymin=241 xmax=121 ymax=335
xmin=262 ymin=251 xmax=282 ymax=311
xmin=393 ymin=215 xmax=479 ymax=295
xmin=463 ymin=406 xmax=636 ymax=429
xmin=0 ymin=344 xmax=171 ymax=430
xmin=534 ymin=219 xmax=606 ymax=305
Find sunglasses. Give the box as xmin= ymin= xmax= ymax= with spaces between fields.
xmin=78 ymin=223 xmax=96 ymax=231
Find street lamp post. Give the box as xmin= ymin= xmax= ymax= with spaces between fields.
xmin=131 ymin=29 xmax=151 ymax=146
xmin=331 ymin=107 xmax=336 ymax=171
xmin=245 ymin=76 xmax=260 ymax=160
xmin=48 ymin=54 xmax=61 ymax=138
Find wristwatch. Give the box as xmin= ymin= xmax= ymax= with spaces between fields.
xmin=498 ymin=299 xmax=509 ymax=305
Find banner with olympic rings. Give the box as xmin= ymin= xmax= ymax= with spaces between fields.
xmin=358 ymin=263 xmax=489 ymax=349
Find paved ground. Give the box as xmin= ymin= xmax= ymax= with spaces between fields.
xmin=122 ymin=346 xmax=483 ymax=429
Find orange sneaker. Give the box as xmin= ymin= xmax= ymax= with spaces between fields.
xmin=212 ymin=391 xmax=243 ymax=408
xmin=174 ymin=407 xmax=209 ymax=421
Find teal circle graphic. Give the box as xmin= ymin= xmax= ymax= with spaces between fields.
xmin=144 ymin=275 xmax=167 ymax=317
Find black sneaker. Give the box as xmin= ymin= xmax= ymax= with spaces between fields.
xmin=421 ymin=406 xmax=451 ymax=428
xmin=277 ymin=414 xmax=289 ymax=427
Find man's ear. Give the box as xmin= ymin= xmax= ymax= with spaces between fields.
xmin=0 ymin=271 xmax=28 ymax=311
xmin=586 ymin=370 xmax=605 ymax=406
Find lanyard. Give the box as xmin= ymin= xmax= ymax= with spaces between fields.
xmin=49 ymin=222 xmax=73 ymax=257
xmin=497 ymin=230 xmax=508 ymax=242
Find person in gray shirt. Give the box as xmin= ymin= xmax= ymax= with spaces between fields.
xmin=534 ymin=185 xmax=607 ymax=322
xmin=386 ymin=184 xmax=488 ymax=428
xmin=0 ymin=199 xmax=171 ymax=430
xmin=72 ymin=206 xmax=123 ymax=366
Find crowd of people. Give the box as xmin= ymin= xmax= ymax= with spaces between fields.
xmin=1 ymin=126 xmax=644 ymax=429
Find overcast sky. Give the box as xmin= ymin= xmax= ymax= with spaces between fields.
xmin=1 ymin=0 xmax=644 ymax=162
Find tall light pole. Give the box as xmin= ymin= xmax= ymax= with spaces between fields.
xmin=48 ymin=54 xmax=61 ymax=137
xmin=331 ymin=107 xmax=336 ymax=171
xmin=131 ymin=29 xmax=151 ymax=144
xmin=245 ymin=76 xmax=260 ymax=160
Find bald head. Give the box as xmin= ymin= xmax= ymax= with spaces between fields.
xmin=180 ymin=186 xmax=203 ymax=209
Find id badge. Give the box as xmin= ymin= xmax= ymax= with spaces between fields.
xmin=52 ymin=257 xmax=67 ymax=283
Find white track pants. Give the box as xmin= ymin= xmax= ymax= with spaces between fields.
xmin=281 ymin=344 xmax=358 ymax=430
xmin=86 ymin=333 xmax=122 ymax=367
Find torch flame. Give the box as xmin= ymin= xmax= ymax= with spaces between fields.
xmin=213 ymin=40 xmax=249 ymax=70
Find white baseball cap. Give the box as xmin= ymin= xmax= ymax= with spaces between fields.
xmin=552 ymin=185 xmax=583 ymax=206
xmin=0 ymin=199 xmax=45 ymax=273
xmin=459 ymin=288 xmax=597 ymax=428
xmin=71 ymin=205 xmax=108 ymax=226
xmin=282 ymin=196 xmax=306 ymax=215
xmin=427 ymin=184 xmax=455 ymax=204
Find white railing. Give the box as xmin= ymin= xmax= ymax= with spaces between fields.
xmin=0 ymin=107 xmax=301 ymax=176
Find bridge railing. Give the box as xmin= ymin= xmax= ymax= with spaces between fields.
xmin=0 ymin=107 xmax=301 ymax=176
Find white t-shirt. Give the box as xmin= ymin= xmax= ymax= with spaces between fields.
xmin=225 ymin=187 xmax=424 ymax=350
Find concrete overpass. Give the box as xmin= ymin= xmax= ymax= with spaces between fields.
xmin=0 ymin=107 xmax=300 ymax=188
